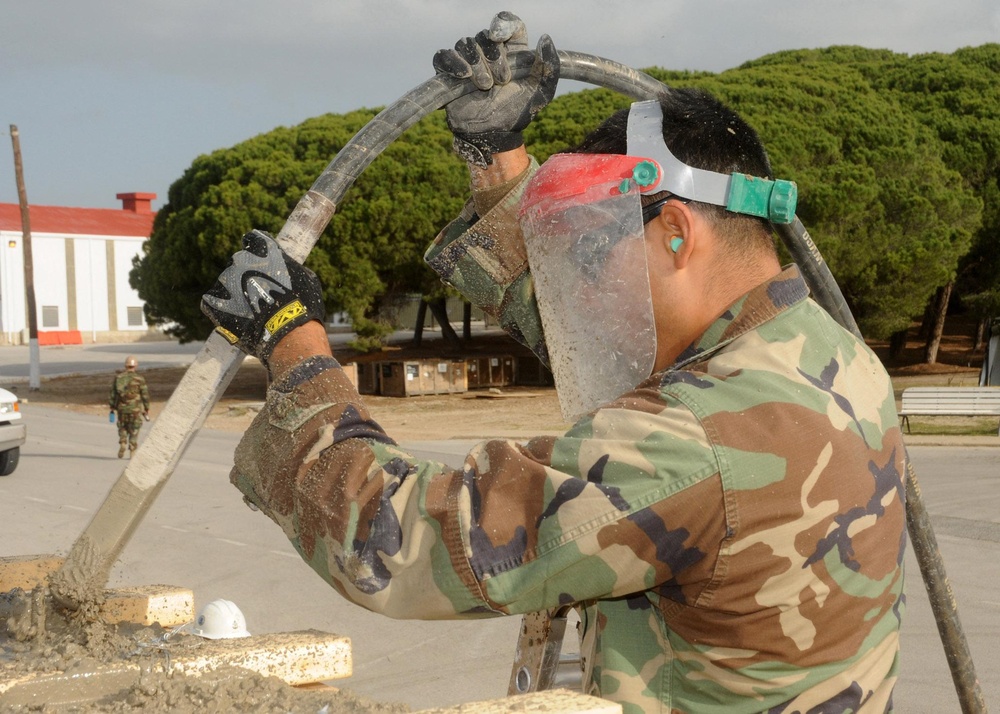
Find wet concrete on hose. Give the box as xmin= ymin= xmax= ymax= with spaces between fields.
xmin=0 ymin=588 xmax=409 ymax=713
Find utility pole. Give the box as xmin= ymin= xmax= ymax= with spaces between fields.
xmin=9 ymin=125 xmax=41 ymax=390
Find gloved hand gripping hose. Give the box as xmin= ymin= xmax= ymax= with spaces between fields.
xmin=49 ymin=49 xmax=984 ymax=714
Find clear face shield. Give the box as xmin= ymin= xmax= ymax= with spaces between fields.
xmin=519 ymin=154 xmax=663 ymax=421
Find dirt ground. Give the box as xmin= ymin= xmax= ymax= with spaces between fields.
xmin=20 ymin=318 xmax=989 ymax=442
xmin=22 ymin=334 xmax=572 ymax=442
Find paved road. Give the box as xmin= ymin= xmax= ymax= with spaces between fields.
xmin=0 ymin=340 xmax=204 ymax=381
xmin=3 ymin=405 xmax=998 ymax=711
xmin=0 ymin=327 xmax=483 ymax=383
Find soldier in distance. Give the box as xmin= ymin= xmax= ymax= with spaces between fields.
xmin=109 ymin=355 xmax=150 ymax=458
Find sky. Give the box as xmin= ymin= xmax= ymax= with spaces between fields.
xmin=2 ymin=0 xmax=998 ymax=212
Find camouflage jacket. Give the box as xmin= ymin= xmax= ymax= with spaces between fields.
xmin=109 ymin=371 xmax=149 ymax=415
xmin=232 ymin=173 xmax=906 ymax=714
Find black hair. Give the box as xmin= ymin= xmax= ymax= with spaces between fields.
xmin=566 ymin=87 xmax=777 ymax=254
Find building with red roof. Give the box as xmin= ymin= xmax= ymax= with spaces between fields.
xmin=0 ymin=193 xmax=157 ymax=345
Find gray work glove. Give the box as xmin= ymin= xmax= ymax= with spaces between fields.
xmin=201 ymin=230 xmax=326 ymax=363
xmin=433 ymin=11 xmax=559 ymax=167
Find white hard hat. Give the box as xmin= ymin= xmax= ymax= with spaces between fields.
xmin=190 ymin=599 xmax=251 ymax=639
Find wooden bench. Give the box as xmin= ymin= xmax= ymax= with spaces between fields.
xmin=898 ymin=387 xmax=1000 ymax=435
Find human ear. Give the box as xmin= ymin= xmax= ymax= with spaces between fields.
xmin=655 ymin=202 xmax=693 ymax=267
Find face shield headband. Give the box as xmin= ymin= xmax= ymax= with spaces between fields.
xmin=626 ymin=99 xmax=798 ymax=224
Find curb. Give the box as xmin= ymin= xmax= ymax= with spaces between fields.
xmin=903 ymin=435 xmax=1000 ymax=447
xmin=0 ymin=362 xmax=207 ymax=389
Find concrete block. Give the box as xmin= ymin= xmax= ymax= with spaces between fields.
xmin=0 ymin=630 xmax=353 ymax=706
xmin=0 ymin=554 xmax=64 ymax=592
xmin=416 ymin=690 xmax=621 ymax=714
xmin=163 ymin=629 xmax=353 ymax=684
xmin=100 ymin=585 xmax=194 ymax=627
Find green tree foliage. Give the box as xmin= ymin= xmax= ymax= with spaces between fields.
xmin=525 ymin=86 xmax=632 ymax=161
xmin=135 ymin=44 xmax=994 ymax=346
xmin=530 ymin=52 xmax=982 ymax=339
xmin=857 ymin=45 xmax=1000 ymax=325
xmin=131 ymin=110 xmax=468 ymax=343
xmin=645 ymin=55 xmax=981 ymax=338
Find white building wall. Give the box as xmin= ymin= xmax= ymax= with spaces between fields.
xmin=0 ymin=231 xmax=27 ymax=340
xmin=75 ymin=237 xmax=110 ymax=336
xmin=33 ymin=236 xmax=68 ymax=330
xmin=0 ymin=230 xmax=148 ymax=343
xmin=113 ymin=238 xmax=146 ymax=330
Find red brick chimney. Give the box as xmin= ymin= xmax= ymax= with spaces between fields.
xmin=116 ymin=192 xmax=156 ymax=213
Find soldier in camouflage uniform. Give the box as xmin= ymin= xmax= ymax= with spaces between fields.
xmin=201 ymin=14 xmax=905 ymax=714
xmin=109 ymin=355 xmax=150 ymax=458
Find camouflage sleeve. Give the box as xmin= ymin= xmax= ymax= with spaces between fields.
xmin=109 ymin=377 xmax=118 ymax=410
xmin=424 ymin=157 xmax=548 ymax=365
xmin=232 ymin=355 xmax=723 ymax=619
xmin=139 ymin=377 xmax=150 ymax=412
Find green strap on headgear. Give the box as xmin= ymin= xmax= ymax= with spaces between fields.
xmin=626 ymin=100 xmax=798 ymax=224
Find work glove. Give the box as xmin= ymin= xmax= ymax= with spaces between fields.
xmin=433 ymin=11 xmax=559 ymax=167
xmin=201 ymin=230 xmax=326 ymax=363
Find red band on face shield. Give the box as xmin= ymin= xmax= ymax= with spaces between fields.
xmin=520 ymin=154 xmax=663 ymax=213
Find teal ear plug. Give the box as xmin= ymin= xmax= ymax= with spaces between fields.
xmin=670 ymin=237 xmax=684 ymax=253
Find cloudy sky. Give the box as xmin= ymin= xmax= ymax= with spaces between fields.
xmin=2 ymin=0 xmax=998 ymax=212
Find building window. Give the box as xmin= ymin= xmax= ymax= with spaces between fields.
xmin=41 ymin=306 xmax=59 ymax=328
xmin=127 ymin=306 xmax=144 ymax=327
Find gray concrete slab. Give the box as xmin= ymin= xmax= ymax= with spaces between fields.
xmin=2 ymin=406 xmax=997 ymax=710
xmin=896 ymin=446 xmax=1000 ymax=712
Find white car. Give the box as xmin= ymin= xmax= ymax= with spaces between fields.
xmin=0 ymin=387 xmax=25 ymax=476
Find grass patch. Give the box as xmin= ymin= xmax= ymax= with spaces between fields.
xmin=902 ymin=416 xmax=999 ymax=436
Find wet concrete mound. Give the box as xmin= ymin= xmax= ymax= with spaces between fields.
xmin=0 ymin=568 xmax=393 ymax=713
xmin=1 ymin=557 xmax=617 ymax=714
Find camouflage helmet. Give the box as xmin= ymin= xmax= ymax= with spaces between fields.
xmin=125 ymin=356 xmax=138 ymax=369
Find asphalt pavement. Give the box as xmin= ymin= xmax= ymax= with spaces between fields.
xmin=2 ymin=404 xmax=998 ymax=711
xmin=0 ymin=326 xmax=509 ymax=383
xmin=0 ymin=339 xmax=204 ymax=382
